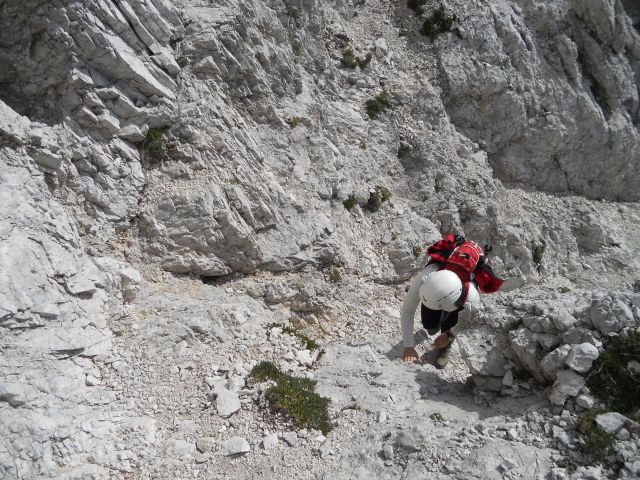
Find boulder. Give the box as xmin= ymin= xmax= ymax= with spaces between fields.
xmin=549 ymin=370 xmax=586 ymax=406
xmin=565 ymin=343 xmax=599 ymax=374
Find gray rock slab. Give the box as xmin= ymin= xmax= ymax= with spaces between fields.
xmin=283 ymin=431 xmax=298 ymax=447
xmin=216 ymin=388 xmax=241 ymax=417
xmin=565 ymin=343 xmax=599 ymax=373
xmin=595 ymin=412 xmax=627 ymax=434
xmin=262 ymin=433 xmax=278 ymax=450
xmin=550 ymin=370 xmax=586 ymax=406
xmin=223 ymin=436 xmax=250 ymax=455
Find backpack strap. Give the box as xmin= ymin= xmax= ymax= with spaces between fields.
xmin=455 ymin=280 xmax=470 ymax=308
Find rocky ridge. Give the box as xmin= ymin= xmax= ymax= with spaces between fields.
xmin=1 ymin=0 xmax=639 ymax=479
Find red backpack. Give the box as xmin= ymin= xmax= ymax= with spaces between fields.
xmin=444 ymin=241 xmax=484 ymax=282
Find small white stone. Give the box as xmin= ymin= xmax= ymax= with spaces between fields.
xmin=283 ymin=431 xmax=298 ymax=447
xmin=382 ymin=444 xmax=394 ymax=460
xmin=502 ymin=370 xmax=514 ymax=387
xmin=616 ymin=428 xmax=630 ymax=441
xmin=85 ymin=375 xmax=101 ymax=386
xmin=595 ymin=412 xmax=627 ymax=434
xmin=223 ymin=437 xmax=250 ymax=456
xmin=296 ymin=350 xmax=313 ymax=366
xmin=216 ymin=389 xmax=241 ymax=417
xmin=262 ymin=433 xmax=278 ymax=450
xmin=576 ymin=394 xmax=596 ymax=409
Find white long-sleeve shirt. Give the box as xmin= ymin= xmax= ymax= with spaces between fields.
xmin=400 ymin=264 xmax=479 ymax=347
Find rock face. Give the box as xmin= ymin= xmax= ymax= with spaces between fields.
xmin=1 ymin=0 xmax=640 ymax=478
xmin=439 ymin=0 xmax=640 ymax=201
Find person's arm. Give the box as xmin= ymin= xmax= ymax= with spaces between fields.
xmin=400 ymin=271 xmax=423 ymax=348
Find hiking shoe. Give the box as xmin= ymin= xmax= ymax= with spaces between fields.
xmin=435 ymin=346 xmax=452 ymax=369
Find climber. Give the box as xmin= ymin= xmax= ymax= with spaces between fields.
xmin=400 ymin=233 xmax=504 ymax=368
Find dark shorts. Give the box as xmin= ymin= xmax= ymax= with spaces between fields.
xmin=421 ymin=305 xmax=459 ymax=333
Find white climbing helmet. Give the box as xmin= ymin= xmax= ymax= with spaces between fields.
xmin=419 ymin=270 xmax=462 ymax=312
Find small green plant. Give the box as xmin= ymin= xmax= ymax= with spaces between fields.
xmin=343 ymin=194 xmax=357 ymax=211
xmin=329 ymin=267 xmax=342 ymax=284
xmin=176 ymin=55 xmax=188 ymax=68
xmin=366 ymin=185 xmax=392 ymax=212
xmin=430 ymin=412 xmax=443 ymax=422
xmin=378 ymin=185 xmax=392 ymax=201
xmin=407 ymin=0 xmax=427 ymax=16
xmin=558 ymin=286 xmax=571 ymax=294
xmin=290 ymin=116 xmax=300 ymax=128
xmin=341 ymin=48 xmax=373 ymax=69
xmin=421 ymin=6 xmax=457 ymax=39
xmin=250 ymin=361 xmax=332 ymax=434
xmin=358 ymin=141 xmax=366 ymax=150
xmin=587 ymin=330 xmax=640 ymax=415
xmin=576 ymin=408 xmax=613 ymax=460
xmin=268 ymin=323 xmax=320 ymax=351
xmin=365 ymin=90 xmax=391 ymax=119
xmin=143 ymin=127 xmax=168 ymax=162
xmin=335 ymin=33 xmax=350 ymax=48
xmin=413 ymin=245 xmax=424 ymax=257
xmin=286 ymin=7 xmax=300 ymax=18
xmin=474 ymin=424 xmax=484 ymax=433
xmin=530 ymin=240 xmax=546 ymax=270
xmin=290 ymin=38 xmax=301 ymax=56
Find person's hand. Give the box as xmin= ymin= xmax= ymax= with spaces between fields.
xmin=402 ymin=346 xmax=420 ymax=363
xmin=433 ymin=332 xmax=449 ymax=348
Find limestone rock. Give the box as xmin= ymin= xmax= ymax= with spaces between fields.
xmin=565 ymin=343 xmax=599 ymax=374
xmin=549 ymin=370 xmax=586 ymax=406
xmin=595 ymin=412 xmax=627 ymax=434
xmin=223 ymin=436 xmax=250 ymax=455
xmin=262 ymin=433 xmax=278 ymax=450
xmin=283 ymin=431 xmax=298 ymax=447
xmin=216 ymin=388 xmax=241 ymax=417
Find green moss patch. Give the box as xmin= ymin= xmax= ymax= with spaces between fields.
xmin=587 ymin=330 xmax=640 ymax=415
xmin=250 ymin=361 xmax=332 ymax=434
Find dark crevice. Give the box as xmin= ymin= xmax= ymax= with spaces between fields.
xmin=575 ymin=47 xmax=611 ymax=120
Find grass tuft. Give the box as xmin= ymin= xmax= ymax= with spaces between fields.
xmin=421 ymin=6 xmax=457 ymax=39
xmin=329 ymin=267 xmax=342 ymax=284
xmin=587 ymin=330 xmax=640 ymax=415
xmin=407 ymin=0 xmax=427 ymax=16
xmin=341 ymin=48 xmax=373 ymax=69
xmin=290 ymin=39 xmax=301 ymax=56
xmin=576 ymin=407 xmax=613 ymax=460
xmin=143 ymin=127 xmax=168 ymax=162
xmin=267 ymin=323 xmax=319 ymax=351
xmin=430 ymin=412 xmax=444 ymax=422
xmin=343 ymin=194 xmax=357 ymax=211
xmin=366 ymin=185 xmax=392 ymax=212
xmin=365 ymin=91 xmax=391 ymax=119
xmin=250 ymin=361 xmax=332 ymax=434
